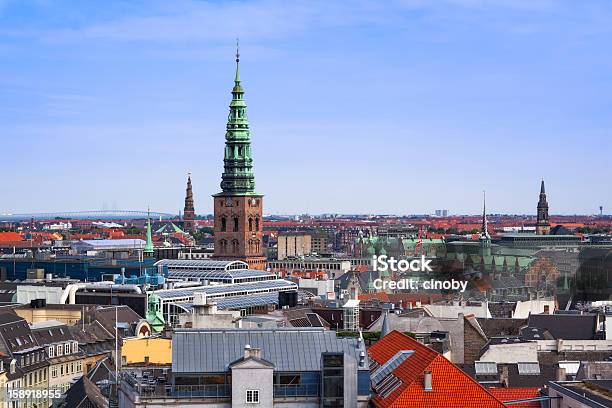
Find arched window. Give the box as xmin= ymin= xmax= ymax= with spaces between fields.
xmin=233 ymin=217 xmax=239 ymax=232
xmin=248 ymin=218 xmax=253 ymax=232
xmin=232 ymin=240 xmax=239 ymax=254
xmin=219 ymin=240 xmax=227 ymax=254
xmin=221 ymin=217 xmax=227 ymax=232
xmin=255 ymin=217 xmax=260 ymax=231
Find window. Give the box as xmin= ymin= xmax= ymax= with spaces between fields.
xmin=221 ymin=217 xmax=227 ymax=232
xmin=233 ymin=217 xmax=239 ymax=232
xmin=56 ymin=345 xmax=63 ymax=356
xmin=64 ymin=343 xmax=70 ymax=355
xmin=76 ymin=361 xmax=82 ymax=372
xmin=475 ymin=361 xmax=497 ymax=375
xmin=246 ymin=390 xmax=259 ymax=404
xmin=72 ymin=342 xmax=78 ymax=353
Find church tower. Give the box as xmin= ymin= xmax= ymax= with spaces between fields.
xmin=183 ymin=172 xmax=195 ymax=232
xmin=536 ymin=179 xmax=551 ymax=235
xmin=212 ymin=45 xmax=266 ymax=269
xmin=479 ymin=191 xmax=492 ymax=257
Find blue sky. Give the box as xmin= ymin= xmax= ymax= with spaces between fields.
xmin=1 ymin=0 xmax=611 ymax=215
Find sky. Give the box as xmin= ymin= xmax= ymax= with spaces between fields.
xmin=1 ymin=0 xmax=611 ymax=216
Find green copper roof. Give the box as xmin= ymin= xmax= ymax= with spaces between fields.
xmin=144 ymin=217 xmax=154 ymax=256
xmin=216 ymin=46 xmax=258 ymax=196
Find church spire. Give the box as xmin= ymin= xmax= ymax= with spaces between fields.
xmin=479 ymin=191 xmax=491 ymax=255
xmin=143 ymin=208 xmax=154 ymax=258
xmin=536 ymin=179 xmax=550 ymax=235
xmin=234 ymin=38 xmax=240 ymax=84
xmin=480 ymin=191 xmax=490 ymax=240
xmin=216 ymin=44 xmax=257 ymax=196
xmin=183 ymin=172 xmax=195 ymax=232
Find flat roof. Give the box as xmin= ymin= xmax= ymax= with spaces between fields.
xmin=154 ymin=279 xmax=298 ymax=300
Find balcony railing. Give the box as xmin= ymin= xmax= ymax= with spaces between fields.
xmin=274 ymin=383 xmax=319 ymax=398
xmin=122 ymin=376 xmax=230 ymax=400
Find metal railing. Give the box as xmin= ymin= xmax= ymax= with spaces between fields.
xmin=274 ymin=384 xmax=319 ymax=398
xmin=122 ymin=375 xmax=230 ymax=400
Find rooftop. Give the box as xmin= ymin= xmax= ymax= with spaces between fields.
xmin=172 ymin=328 xmax=368 ymax=373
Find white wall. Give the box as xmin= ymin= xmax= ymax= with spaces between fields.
xmin=16 ymin=285 xmax=63 ymax=304
xmin=479 ymin=342 xmax=539 ymax=363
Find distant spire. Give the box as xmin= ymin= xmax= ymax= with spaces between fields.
xmin=536 ymin=179 xmax=550 ymax=235
xmin=183 ymin=172 xmax=195 ymax=232
xmin=144 ymin=207 xmax=154 ymax=257
xmin=480 ymin=190 xmax=490 ymax=240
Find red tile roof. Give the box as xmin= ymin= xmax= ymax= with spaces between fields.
xmin=368 ymin=331 xmax=506 ymax=408
xmin=487 ymin=388 xmax=541 ymax=408
xmin=0 ymin=232 xmax=23 ymax=242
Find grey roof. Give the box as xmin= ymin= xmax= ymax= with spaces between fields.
xmin=175 ymin=290 xmax=311 ymax=311
xmin=155 ymin=259 xmax=249 ymax=271
xmin=155 ymin=279 xmax=297 ymax=300
xmin=527 ymin=313 xmax=598 ymax=340
xmin=172 ymin=328 xmax=368 ymax=373
xmin=166 ymin=268 xmax=275 ymax=282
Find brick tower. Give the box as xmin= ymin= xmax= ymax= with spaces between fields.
xmin=212 ymin=45 xmax=266 ymax=269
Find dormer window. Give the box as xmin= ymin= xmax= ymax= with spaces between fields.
xmin=9 ymin=359 xmax=15 ymax=374
xmin=64 ymin=343 xmax=70 ymax=355
xmin=56 ymin=345 xmax=63 ymax=356
xmin=48 ymin=346 xmax=54 ymax=358
xmin=71 ymin=342 xmax=78 ymax=353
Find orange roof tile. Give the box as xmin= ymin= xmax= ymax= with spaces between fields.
xmin=0 ymin=232 xmax=23 ymax=242
xmin=487 ymin=387 xmax=541 ymax=408
xmin=368 ymin=331 xmax=506 ymax=408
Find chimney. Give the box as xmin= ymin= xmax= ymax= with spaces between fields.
xmin=243 ymin=344 xmax=262 ymax=359
xmin=556 ymin=367 xmax=567 ymax=381
xmin=424 ymin=371 xmax=432 ymax=391
xmin=500 ymin=365 xmax=509 ymax=387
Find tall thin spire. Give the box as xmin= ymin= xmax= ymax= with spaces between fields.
xmin=540 ymin=179 xmax=546 ymax=195
xmin=234 ymin=38 xmax=240 ymax=84
xmin=481 ymin=190 xmax=490 ymax=240
xmin=144 ymin=207 xmax=154 ymax=257
xmin=216 ymin=43 xmax=257 ymax=196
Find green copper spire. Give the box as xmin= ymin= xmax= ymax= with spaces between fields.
xmin=217 ymin=42 xmax=257 ymax=196
xmin=144 ymin=210 xmax=154 ymax=257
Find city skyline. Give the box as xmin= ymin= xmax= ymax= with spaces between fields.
xmin=2 ymin=0 xmax=611 ymax=215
